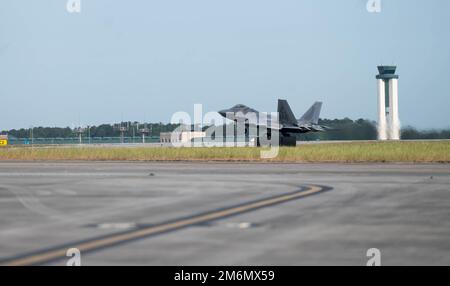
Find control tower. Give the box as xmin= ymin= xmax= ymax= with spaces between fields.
xmin=376 ymin=66 xmax=400 ymax=140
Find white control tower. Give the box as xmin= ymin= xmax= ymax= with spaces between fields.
xmin=376 ymin=66 xmax=400 ymax=140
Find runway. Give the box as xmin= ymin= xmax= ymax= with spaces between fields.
xmin=0 ymin=162 xmax=449 ymax=265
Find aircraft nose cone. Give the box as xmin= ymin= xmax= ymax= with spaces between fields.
xmin=218 ymin=110 xmax=228 ymax=117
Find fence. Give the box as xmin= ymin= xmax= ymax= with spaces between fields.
xmin=7 ymin=136 xmax=161 ymax=145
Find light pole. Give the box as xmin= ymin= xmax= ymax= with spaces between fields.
xmin=30 ymin=126 xmax=34 ymax=146
xmin=87 ymin=125 xmax=91 ymax=144
xmin=119 ymin=126 xmax=127 ymax=144
xmin=139 ymin=126 xmax=149 ymax=143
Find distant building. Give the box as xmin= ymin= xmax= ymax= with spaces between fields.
xmin=160 ymin=131 xmax=206 ymax=144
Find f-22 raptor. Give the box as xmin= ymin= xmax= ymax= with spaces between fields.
xmin=218 ymin=99 xmax=328 ymax=146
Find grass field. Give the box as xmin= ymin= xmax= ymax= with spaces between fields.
xmin=0 ymin=141 xmax=449 ymax=163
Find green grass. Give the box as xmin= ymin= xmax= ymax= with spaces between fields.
xmin=0 ymin=141 xmax=449 ymax=163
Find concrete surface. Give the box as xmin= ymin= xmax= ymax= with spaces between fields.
xmin=0 ymin=162 xmax=449 ymax=265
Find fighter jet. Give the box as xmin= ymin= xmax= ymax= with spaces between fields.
xmin=217 ymin=104 xmax=260 ymax=122
xmin=218 ymin=99 xmax=327 ymax=135
xmin=296 ymin=101 xmax=328 ymax=132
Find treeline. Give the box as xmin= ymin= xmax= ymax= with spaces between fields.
xmin=401 ymin=127 xmax=450 ymax=140
xmin=2 ymin=119 xmax=450 ymax=140
xmin=3 ymin=123 xmax=179 ymax=139
xmin=300 ymin=118 xmax=378 ymax=140
xmin=300 ymin=119 xmax=450 ymax=140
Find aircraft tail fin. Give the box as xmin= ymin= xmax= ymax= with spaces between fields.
xmin=278 ymin=99 xmax=298 ymax=126
xmin=299 ymin=102 xmax=322 ymax=124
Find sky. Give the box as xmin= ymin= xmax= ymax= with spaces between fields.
xmin=1 ymin=0 xmax=450 ymax=130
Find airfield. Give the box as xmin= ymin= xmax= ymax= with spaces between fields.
xmin=1 ymin=161 xmax=450 ymax=266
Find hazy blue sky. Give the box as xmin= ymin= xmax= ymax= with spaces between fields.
xmin=1 ymin=0 xmax=449 ymax=129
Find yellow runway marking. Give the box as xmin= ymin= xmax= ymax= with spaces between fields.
xmin=2 ymin=185 xmax=326 ymax=266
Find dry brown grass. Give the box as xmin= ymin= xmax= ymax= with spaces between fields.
xmin=0 ymin=141 xmax=449 ymax=163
